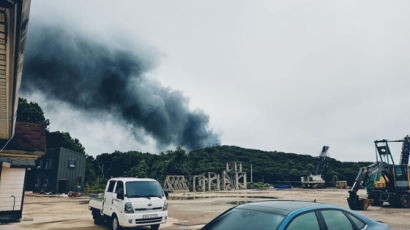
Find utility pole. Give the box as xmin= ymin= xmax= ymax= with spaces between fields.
xmin=251 ymin=164 xmax=253 ymax=183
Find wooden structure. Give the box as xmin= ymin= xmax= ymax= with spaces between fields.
xmin=192 ymin=161 xmax=246 ymax=192
xmin=192 ymin=173 xmax=207 ymax=192
xmin=163 ymin=175 xmax=189 ymax=192
xmin=222 ymin=161 xmax=247 ymax=190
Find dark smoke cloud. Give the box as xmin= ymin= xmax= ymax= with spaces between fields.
xmin=21 ymin=25 xmax=220 ymax=150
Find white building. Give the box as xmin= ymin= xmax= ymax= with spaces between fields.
xmin=0 ymin=0 xmax=41 ymax=222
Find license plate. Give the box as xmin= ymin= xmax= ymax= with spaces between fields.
xmin=143 ymin=214 xmax=158 ymax=219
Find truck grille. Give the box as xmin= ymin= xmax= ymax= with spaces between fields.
xmin=135 ymin=217 xmax=162 ymax=224
xmin=134 ymin=207 xmax=162 ymax=211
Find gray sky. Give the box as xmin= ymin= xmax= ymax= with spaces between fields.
xmin=25 ymin=0 xmax=410 ymax=161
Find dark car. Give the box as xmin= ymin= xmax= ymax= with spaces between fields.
xmin=201 ymin=200 xmax=389 ymax=230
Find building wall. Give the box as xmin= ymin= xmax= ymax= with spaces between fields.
xmin=0 ymin=167 xmax=25 ymax=211
xmin=33 ymin=147 xmax=85 ymax=194
xmin=32 ymin=148 xmax=59 ymax=193
xmin=56 ymin=148 xmax=85 ymax=193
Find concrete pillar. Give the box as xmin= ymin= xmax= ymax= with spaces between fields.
xmin=244 ymin=172 xmax=247 ymax=189
xmin=235 ymin=172 xmax=239 ymax=190
xmin=193 ymin=176 xmax=196 ymax=192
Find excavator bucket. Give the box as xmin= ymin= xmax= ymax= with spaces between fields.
xmin=347 ymin=197 xmax=370 ymax=210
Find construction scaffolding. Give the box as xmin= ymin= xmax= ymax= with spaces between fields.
xmin=163 ymin=175 xmax=189 ymax=192
xmin=192 ymin=173 xmax=207 ymax=192
xmin=192 ymin=161 xmax=246 ymax=192
xmin=223 ymin=161 xmax=247 ymax=190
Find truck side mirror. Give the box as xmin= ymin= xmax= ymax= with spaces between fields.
xmin=117 ymin=190 xmax=124 ymax=200
xmin=164 ymin=190 xmax=169 ymax=199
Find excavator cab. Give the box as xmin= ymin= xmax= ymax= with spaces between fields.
xmin=393 ymin=165 xmax=409 ymax=189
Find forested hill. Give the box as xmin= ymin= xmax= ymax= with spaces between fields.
xmin=189 ymin=145 xmax=371 ymax=186
xmin=16 ymin=97 xmax=371 ymax=188
xmin=86 ymin=145 xmax=372 ymax=187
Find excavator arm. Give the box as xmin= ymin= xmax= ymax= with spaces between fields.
xmin=347 ymin=162 xmax=392 ymax=210
xmin=347 ymin=165 xmax=373 ymax=210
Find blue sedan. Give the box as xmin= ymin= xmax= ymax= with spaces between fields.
xmin=201 ymin=200 xmax=389 ymax=230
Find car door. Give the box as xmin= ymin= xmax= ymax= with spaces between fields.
xmin=103 ymin=180 xmax=116 ymax=216
xmin=285 ymin=211 xmax=322 ymax=230
xmin=113 ymin=181 xmax=124 ymax=214
xmin=318 ymin=209 xmax=355 ymax=230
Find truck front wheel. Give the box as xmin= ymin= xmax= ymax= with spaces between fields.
xmin=111 ymin=215 xmax=122 ymax=230
xmin=151 ymin=224 xmax=160 ymax=230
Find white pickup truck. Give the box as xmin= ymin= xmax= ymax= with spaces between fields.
xmin=89 ymin=177 xmax=168 ymax=230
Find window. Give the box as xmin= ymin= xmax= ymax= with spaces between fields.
xmin=69 ymin=159 xmax=76 ymax=168
xmin=320 ymin=210 xmax=353 ymax=230
xmin=107 ymin=181 xmax=116 ymax=192
xmin=345 ymin=213 xmax=366 ymax=229
xmin=286 ymin=211 xmax=320 ymax=230
xmin=203 ymin=208 xmax=284 ymax=230
xmin=45 ymin=159 xmax=52 ymax=169
xmin=126 ymin=181 xmax=164 ymax=198
xmin=115 ymin=181 xmax=124 ymax=194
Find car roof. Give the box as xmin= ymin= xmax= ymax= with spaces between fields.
xmin=108 ymin=177 xmax=157 ymax=183
xmin=237 ymin=200 xmax=325 ymax=216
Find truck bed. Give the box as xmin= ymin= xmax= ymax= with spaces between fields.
xmin=89 ymin=195 xmax=103 ymax=210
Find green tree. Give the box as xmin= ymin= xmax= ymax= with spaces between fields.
xmin=17 ymin=97 xmax=50 ymax=126
xmin=47 ymin=131 xmax=86 ymax=154
xmin=126 ymin=159 xmax=149 ymax=178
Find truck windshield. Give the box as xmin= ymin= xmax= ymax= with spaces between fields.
xmin=126 ymin=181 xmax=164 ymax=198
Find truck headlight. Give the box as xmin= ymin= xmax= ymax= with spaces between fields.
xmin=163 ymin=200 xmax=168 ymax=211
xmin=125 ymin=202 xmax=134 ymax=213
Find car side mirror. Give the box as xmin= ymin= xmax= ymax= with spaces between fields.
xmin=164 ymin=190 xmax=169 ymax=199
xmin=117 ymin=191 xmax=124 ymax=200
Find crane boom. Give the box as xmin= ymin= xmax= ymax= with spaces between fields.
xmin=314 ymin=146 xmax=329 ymax=175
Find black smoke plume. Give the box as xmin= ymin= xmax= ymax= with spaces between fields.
xmin=21 ymin=25 xmax=220 ymax=150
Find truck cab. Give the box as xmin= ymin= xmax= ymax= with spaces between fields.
xmin=89 ymin=177 xmax=167 ymax=230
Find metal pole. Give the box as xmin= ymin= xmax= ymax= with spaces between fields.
xmin=251 ymin=164 xmax=253 ymax=183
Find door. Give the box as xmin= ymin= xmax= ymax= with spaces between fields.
xmin=103 ymin=180 xmax=116 ymax=216
xmin=285 ymin=211 xmax=321 ymax=230
xmin=113 ymin=181 xmax=124 ymax=214
xmin=319 ymin=210 xmax=354 ymax=230
xmin=394 ymin=166 xmax=408 ymax=188
xmin=57 ymin=180 xmax=68 ymax=193
xmin=0 ymin=167 xmax=25 ymax=212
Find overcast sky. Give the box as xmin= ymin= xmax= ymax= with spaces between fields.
xmin=24 ymin=0 xmax=410 ymax=161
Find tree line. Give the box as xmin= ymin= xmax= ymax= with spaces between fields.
xmin=18 ymin=97 xmax=371 ymax=191
xmin=85 ymin=145 xmax=371 ymax=191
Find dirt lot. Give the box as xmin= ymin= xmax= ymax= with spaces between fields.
xmin=1 ymin=189 xmax=409 ymax=230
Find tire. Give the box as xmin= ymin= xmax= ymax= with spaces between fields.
xmin=399 ymin=195 xmax=410 ymax=208
xmin=389 ymin=196 xmax=401 ymax=207
xmin=91 ymin=209 xmax=103 ymax=225
xmin=151 ymin=224 xmax=160 ymax=230
xmin=111 ymin=215 xmax=122 ymax=230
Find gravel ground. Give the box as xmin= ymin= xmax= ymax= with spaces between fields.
xmin=0 ymin=189 xmax=409 ymax=230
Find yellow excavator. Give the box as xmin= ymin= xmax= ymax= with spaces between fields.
xmin=347 ymin=136 xmax=410 ymax=210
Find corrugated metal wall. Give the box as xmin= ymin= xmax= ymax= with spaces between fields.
xmin=56 ymin=147 xmax=85 ymax=193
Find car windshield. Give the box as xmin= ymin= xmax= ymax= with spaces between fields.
xmin=125 ymin=181 xmax=164 ymax=198
xmin=203 ymin=208 xmax=284 ymax=230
